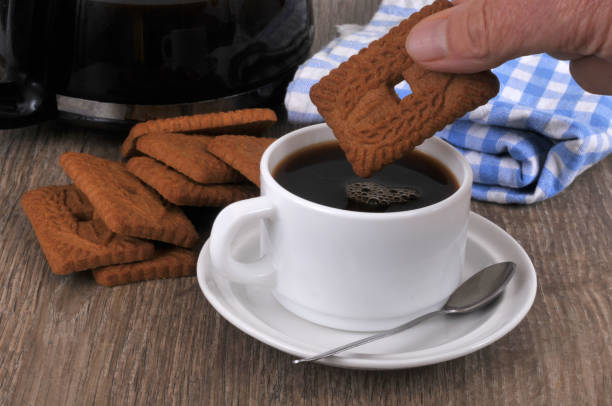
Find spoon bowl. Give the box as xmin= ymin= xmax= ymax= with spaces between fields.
xmin=444 ymin=261 xmax=516 ymax=313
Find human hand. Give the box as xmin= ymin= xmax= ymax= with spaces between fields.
xmin=405 ymin=0 xmax=612 ymax=95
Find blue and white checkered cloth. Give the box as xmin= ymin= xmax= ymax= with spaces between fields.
xmin=284 ymin=0 xmax=612 ymax=204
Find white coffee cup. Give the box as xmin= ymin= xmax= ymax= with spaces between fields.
xmin=209 ymin=123 xmax=472 ymax=331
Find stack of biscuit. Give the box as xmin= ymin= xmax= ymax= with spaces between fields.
xmin=21 ymin=108 xmax=278 ymax=287
xmin=21 ymin=1 xmax=501 ymax=288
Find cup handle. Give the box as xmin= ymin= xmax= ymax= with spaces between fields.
xmin=209 ymin=196 xmax=276 ymax=284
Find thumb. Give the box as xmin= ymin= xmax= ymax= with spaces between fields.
xmin=405 ymin=0 xmax=612 ymax=73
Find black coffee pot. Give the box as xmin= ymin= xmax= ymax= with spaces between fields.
xmin=0 ymin=0 xmax=313 ymax=129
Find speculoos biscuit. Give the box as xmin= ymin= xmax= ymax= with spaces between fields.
xmin=135 ymin=133 xmax=244 ymax=184
xmin=92 ymin=246 xmax=196 ymax=287
xmin=309 ymin=0 xmax=499 ymax=177
xmin=59 ymin=152 xmax=199 ymax=248
xmin=121 ymin=108 xmax=277 ymax=158
xmin=206 ymin=135 xmax=276 ymax=187
xmin=126 ymin=156 xmax=258 ymax=207
xmin=21 ymin=185 xmax=155 ymax=275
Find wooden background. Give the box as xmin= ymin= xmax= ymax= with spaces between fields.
xmin=1 ymin=1 xmax=611 ymax=404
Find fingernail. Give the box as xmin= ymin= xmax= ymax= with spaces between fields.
xmin=406 ymin=17 xmax=449 ymax=61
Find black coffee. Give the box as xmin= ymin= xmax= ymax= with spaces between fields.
xmin=272 ymin=141 xmax=459 ymax=213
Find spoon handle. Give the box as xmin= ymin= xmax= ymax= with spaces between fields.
xmin=292 ymin=310 xmax=445 ymax=364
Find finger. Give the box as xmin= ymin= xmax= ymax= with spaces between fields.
xmin=569 ymin=56 xmax=612 ymax=95
xmin=406 ymin=0 xmax=611 ymax=73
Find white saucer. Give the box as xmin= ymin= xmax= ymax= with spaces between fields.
xmin=197 ymin=212 xmax=537 ymax=370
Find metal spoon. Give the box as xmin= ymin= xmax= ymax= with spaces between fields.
xmin=293 ymin=261 xmax=516 ymax=364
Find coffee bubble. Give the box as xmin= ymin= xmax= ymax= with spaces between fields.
xmin=345 ymin=181 xmax=420 ymax=210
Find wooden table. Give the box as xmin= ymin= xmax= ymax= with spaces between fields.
xmin=1 ymin=1 xmax=610 ymax=404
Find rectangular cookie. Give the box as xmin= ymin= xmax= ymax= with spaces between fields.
xmin=21 ymin=185 xmax=155 ymax=275
xmin=121 ymin=108 xmax=277 ymax=158
xmin=206 ymin=135 xmax=276 ymax=187
xmin=92 ymin=246 xmax=196 ymax=287
xmin=59 ymin=152 xmax=199 ymax=248
xmin=135 ymin=133 xmax=244 ymax=184
xmin=126 ymin=156 xmax=258 ymax=207
xmin=309 ymin=0 xmax=499 ymax=177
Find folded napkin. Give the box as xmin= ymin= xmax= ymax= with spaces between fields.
xmin=284 ymin=0 xmax=612 ymax=204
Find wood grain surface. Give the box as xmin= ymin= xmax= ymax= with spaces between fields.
xmin=1 ymin=1 xmax=611 ymax=405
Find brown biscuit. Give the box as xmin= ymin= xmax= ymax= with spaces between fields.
xmin=92 ymin=246 xmax=196 ymax=287
xmin=121 ymin=108 xmax=277 ymax=158
xmin=206 ymin=135 xmax=276 ymax=187
xmin=21 ymin=185 xmax=155 ymax=275
xmin=309 ymin=0 xmax=499 ymax=177
xmin=135 ymin=133 xmax=244 ymax=184
xmin=126 ymin=156 xmax=258 ymax=207
xmin=59 ymin=152 xmax=199 ymax=248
